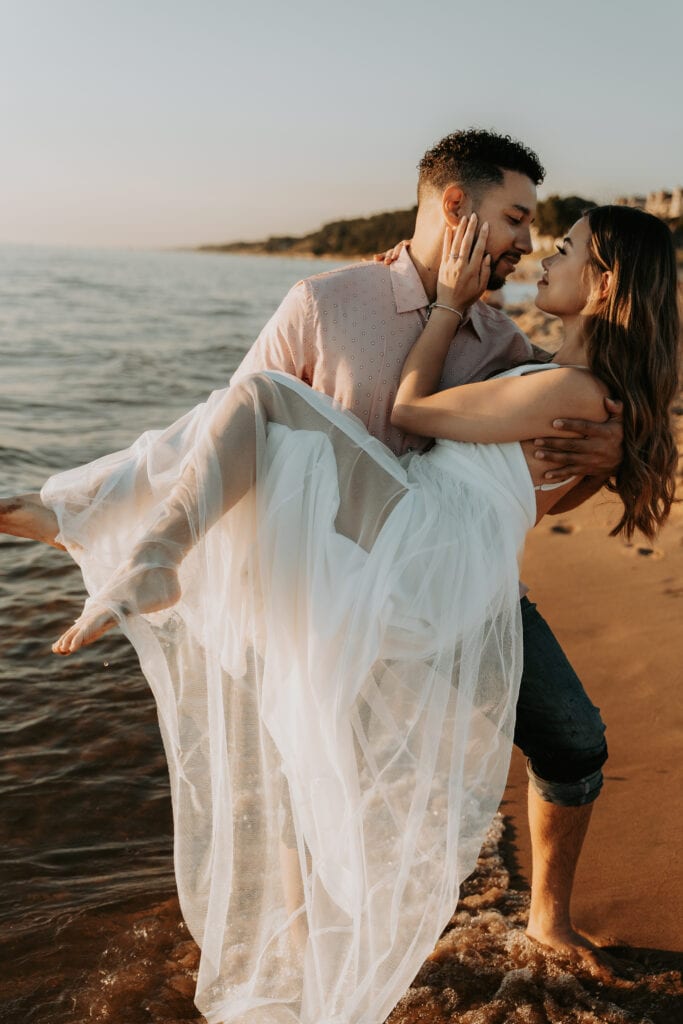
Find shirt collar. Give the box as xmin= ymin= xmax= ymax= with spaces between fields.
xmin=389 ymin=247 xmax=485 ymax=341
xmin=466 ymin=301 xmax=486 ymax=342
xmin=389 ymin=247 xmax=429 ymax=313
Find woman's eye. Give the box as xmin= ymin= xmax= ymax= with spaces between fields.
xmin=508 ymin=216 xmax=522 ymax=225
xmin=555 ymin=244 xmax=567 ymax=255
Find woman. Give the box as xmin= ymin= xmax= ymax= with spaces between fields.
xmin=2 ymin=207 xmax=679 ymax=1024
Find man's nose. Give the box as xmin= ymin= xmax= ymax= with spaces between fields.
xmin=515 ymin=223 xmax=533 ymax=254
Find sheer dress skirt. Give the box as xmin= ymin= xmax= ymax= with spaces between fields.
xmin=42 ymin=370 xmax=533 ymax=1024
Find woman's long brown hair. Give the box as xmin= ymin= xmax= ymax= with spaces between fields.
xmin=584 ymin=205 xmax=680 ymax=540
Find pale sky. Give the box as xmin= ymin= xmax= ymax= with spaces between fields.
xmin=1 ymin=0 xmax=681 ymax=249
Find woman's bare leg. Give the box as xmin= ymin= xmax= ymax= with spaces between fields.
xmin=52 ymin=383 xmax=263 ymax=655
xmin=53 ymin=374 xmax=407 ymax=656
xmin=0 ymin=493 xmax=64 ymax=549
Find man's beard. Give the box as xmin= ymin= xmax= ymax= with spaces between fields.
xmin=486 ymin=268 xmax=506 ymax=291
xmin=487 ymin=252 xmax=520 ymax=291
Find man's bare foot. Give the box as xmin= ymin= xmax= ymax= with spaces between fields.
xmin=526 ymin=922 xmax=625 ymax=976
xmin=0 ymin=493 xmax=64 ymax=549
xmin=52 ymin=555 xmax=181 ymax=655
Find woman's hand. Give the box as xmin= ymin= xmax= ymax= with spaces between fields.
xmin=372 ymin=240 xmax=411 ymax=264
xmin=436 ymin=215 xmax=491 ymax=315
xmin=392 ymin=215 xmax=491 ymax=434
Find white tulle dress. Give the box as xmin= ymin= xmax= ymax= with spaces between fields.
xmin=42 ymin=367 xmax=539 ymax=1024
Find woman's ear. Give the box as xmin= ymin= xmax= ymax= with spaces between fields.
xmin=597 ymin=269 xmax=612 ymax=300
xmin=441 ymin=185 xmax=466 ymax=227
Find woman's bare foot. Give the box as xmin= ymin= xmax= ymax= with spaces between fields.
xmin=52 ymin=551 xmax=182 ymax=655
xmin=0 ymin=493 xmax=64 ymax=549
xmin=53 ymin=604 xmax=125 ymax=654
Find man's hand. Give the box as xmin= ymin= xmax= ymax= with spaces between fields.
xmin=532 ymin=397 xmax=623 ymax=479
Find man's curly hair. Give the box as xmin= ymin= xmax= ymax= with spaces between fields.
xmin=417 ymin=129 xmax=545 ymax=203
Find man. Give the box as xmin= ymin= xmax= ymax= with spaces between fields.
xmin=1 ymin=129 xmax=620 ymax=967
xmin=231 ymin=129 xmax=621 ymax=966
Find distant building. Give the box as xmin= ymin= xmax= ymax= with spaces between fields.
xmin=615 ymin=194 xmax=646 ymax=210
xmin=614 ymin=188 xmax=683 ymax=221
xmin=669 ymin=187 xmax=683 ymax=219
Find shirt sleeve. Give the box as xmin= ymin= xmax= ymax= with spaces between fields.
xmin=231 ymin=280 xmax=312 ymax=384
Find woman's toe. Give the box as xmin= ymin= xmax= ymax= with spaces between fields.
xmin=53 ymin=624 xmax=79 ymax=655
xmin=52 ymin=609 xmax=115 ymax=655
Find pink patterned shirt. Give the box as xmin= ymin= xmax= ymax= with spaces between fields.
xmin=233 ymin=248 xmax=532 ymax=456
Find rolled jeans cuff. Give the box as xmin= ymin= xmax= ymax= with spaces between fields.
xmin=526 ymin=760 xmax=603 ymax=807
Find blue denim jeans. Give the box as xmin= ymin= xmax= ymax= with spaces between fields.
xmin=516 ymin=597 xmax=607 ymax=806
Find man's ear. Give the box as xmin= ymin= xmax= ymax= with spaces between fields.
xmin=441 ymin=185 xmax=467 ymax=226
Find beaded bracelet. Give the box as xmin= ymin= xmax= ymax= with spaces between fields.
xmin=431 ymin=303 xmax=464 ymax=321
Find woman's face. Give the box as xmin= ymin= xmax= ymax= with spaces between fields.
xmin=535 ymin=217 xmax=597 ymax=318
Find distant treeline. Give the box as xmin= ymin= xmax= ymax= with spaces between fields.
xmin=199 ymin=207 xmax=420 ymax=258
xmin=199 ymin=194 xmax=682 ymax=258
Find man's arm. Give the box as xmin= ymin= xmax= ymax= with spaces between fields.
xmin=231 ymin=280 xmax=312 ymax=384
